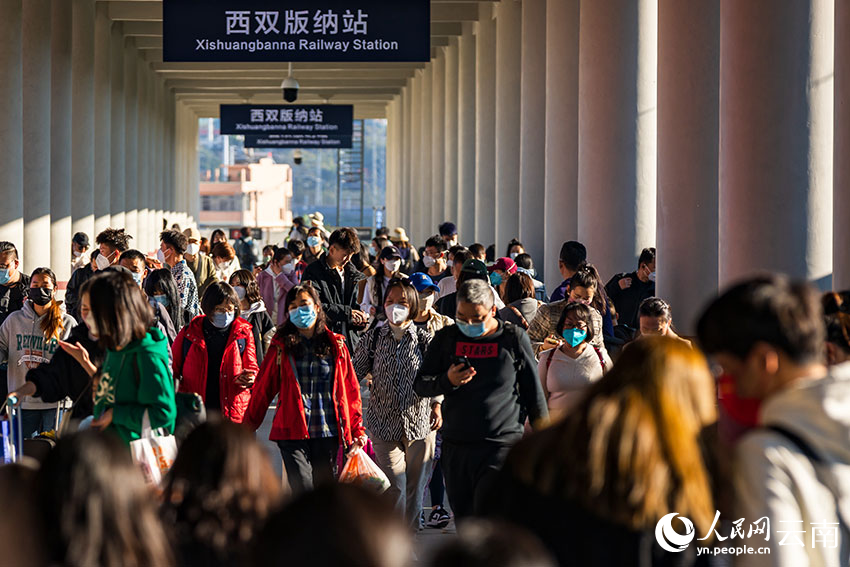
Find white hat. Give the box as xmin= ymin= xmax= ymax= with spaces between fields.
xmin=308 ymin=212 xmax=325 ymax=227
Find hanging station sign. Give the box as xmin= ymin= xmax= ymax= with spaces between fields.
xmin=220 ymin=104 xmax=354 ymax=148
xmin=243 ymin=134 xmax=353 ymax=149
xmin=163 ymin=0 xmax=430 ymax=62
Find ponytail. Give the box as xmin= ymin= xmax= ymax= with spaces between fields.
xmin=30 ymin=268 xmax=65 ymax=340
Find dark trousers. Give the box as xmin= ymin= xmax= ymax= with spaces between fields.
xmin=277 ymin=437 xmax=339 ymax=496
xmin=441 ymin=440 xmax=512 ymax=520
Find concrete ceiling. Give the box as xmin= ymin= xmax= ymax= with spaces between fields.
xmin=104 ymin=1 xmax=495 ymax=119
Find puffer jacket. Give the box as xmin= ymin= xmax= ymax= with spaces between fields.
xmin=172 ymin=315 xmax=259 ymax=423
xmin=244 ymin=328 xmax=365 ymax=447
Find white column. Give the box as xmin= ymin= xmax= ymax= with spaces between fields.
xmin=123 ymin=41 xmax=139 ymax=243
xmin=50 ymin=0 xmax=72 ymax=284
xmin=444 ymin=38 xmax=459 ymax=226
xmin=154 ymin=80 xmax=164 ymax=233
xmin=494 ymin=0 xmax=522 ymax=256
xmin=431 ymin=51 xmax=446 ymax=230
xmin=835 ymin=1 xmax=850 ymax=288
xmin=0 ymin=0 xmax=24 ymax=248
xmin=519 ymin=0 xmax=546 ymax=276
xmin=543 ymin=0 xmax=580 ymax=293
xmin=189 ymin=110 xmax=200 ymax=226
xmin=22 ymin=0 xmax=52 ymax=272
xmin=410 ymin=73 xmax=422 ymax=243
xmin=475 ymin=4 xmax=496 ymax=246
xmin=720 ymin=0 xmax=833 ymax=288
xmin=657 ymin=0 xmax=719 ymax=334
xmin=578 ymin=0 xmax=658 ymax=280
xmin=110 ymin=22 xmax=125 ymax=231
xmin=93 ymin=1 xmax=111 ymax=234
xmin=137 ymin=63 xmax=150 ymax=251
xmin=457 ymin=24 xmax=476 ymax=244
xmin=71 ymin=0 xmax=95 ymax=239
xmin=402 ymin=81 xmax=413 ymax=232
xmin=420 ymin=66 xmax=434 ymax=241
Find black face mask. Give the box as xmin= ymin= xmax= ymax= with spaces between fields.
xmin=28 ymin=287 xmax=53 ymax=306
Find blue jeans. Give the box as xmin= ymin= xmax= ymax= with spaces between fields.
xmin=20 ymin=409 xmax=56 ymax=440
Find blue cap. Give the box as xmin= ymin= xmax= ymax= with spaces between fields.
xmin=438 ymin=222 xmax=457 ymax=237
xmin=409 ymin=272 xmax=440 ymax=293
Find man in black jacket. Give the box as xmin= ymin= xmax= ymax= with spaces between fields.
xmin=301 ymin=227 xmax=367 ymax=351
xmin=415 ymin=279 xmax=548 ymax=520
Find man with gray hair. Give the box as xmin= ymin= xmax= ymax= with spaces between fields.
xmin=415 ymin=279 xmax=548 ymax=521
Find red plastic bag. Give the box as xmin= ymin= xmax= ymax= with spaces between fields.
xmin=338 ymin=447 xmax=391 ymax=493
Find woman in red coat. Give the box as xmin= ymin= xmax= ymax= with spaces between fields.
xmin=172 ymin=282 xmax=258 ymax=423
xmin=244 ymin=282 xmax=367 ymax=495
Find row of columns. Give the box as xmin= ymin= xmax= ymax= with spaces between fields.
xmin=0 ymin=0 xmax=200 ymax=284
xmin=387 ymin=0 xmax=846 ymax=333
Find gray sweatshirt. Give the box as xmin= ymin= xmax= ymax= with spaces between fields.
xmin=0 ymin=302 xmax=76 ymax=409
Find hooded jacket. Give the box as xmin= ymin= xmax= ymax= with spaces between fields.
xmin=256 ymin=266 xmax=298 ymax=326
xmin=0 ymin=301 xmax=76 ymax=410
xmin=243 ymin=328 xmax=364 ymax=447
xmin=734 ymin=366 xmax=850 ymax=566
xmin=172 ymin=315 xmax=259 ymax=423
xmin=92 ymin=327 xmax=177 ymax=444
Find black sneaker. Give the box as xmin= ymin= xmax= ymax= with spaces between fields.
xmin=426 ymin=505 xmax=451 ymax=529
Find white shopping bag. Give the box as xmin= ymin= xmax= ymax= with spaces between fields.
xmin=129 ymin=410 xmax=178 ymax=485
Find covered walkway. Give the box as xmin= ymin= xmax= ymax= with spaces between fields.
xmin=0 ymin=0 xmax=848 ymax=331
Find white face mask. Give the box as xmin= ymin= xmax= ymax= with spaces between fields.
xmin=73 ymin=250 xmax=81 ymax=258
xmin=281 ymin=261 xmax=295 ymax=275
xmin=446 ymin=260 xmax=454 ymax=269
xmin=648 ymin=271 xmax=656 ymax=283
xmin=510 ymin=252 xmax=519 ymax=260
xmin=385 ymin=259 xmax=401 ymax=273
xmin=217 ymin=261 xmax=231 ymax=273
xmin=423 ymin=255 xmax=436 ymax=269
xmin=186 ymin=243 xmax=200 ymax=256
xmin=387 ymin=304 xmax=410 ymax=326
xmin=95 ymin=252 xmax=112 ymax=271
xmin=156 ymin=248 xmax=167 ymax=265
xmin=234 ymin=286 xmax=247 ymax=301
xmin=420 ymin=294 xmax=435 ymax=312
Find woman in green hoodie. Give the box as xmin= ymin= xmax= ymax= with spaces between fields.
xmin=60 ymin=270 xmax=176 ymax=444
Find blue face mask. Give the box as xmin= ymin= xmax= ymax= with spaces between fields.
xmin=210 ymin=312 xmax=235 ymax=329
xmin=0 ymin=269 xmax=10 ymax=286
xmin=131 ymin=271 xmax=143 ymax=287
xmin=562 ymin=328 xmax=588 ymax=348
xmin=151 ymin=294 xmax=169 ymax=307
xmin=307 ymin=236 xmax=322 ymax=248
xmin=457 ymin=319 xmax=487 ymax=339
xmin=289 ymin=305 xmax=317 ymax=329
xmin=489 ymin=272 xmax=503 ymax=287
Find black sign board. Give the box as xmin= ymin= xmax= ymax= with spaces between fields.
xmin=163 ymin=0 xmax=430 ymax=62
xmin=219 ymin=104 xmax=353 ymax=137
xmin=244 ymin=134 xmax=353 ymax=149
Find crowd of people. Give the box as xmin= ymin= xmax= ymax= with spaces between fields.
xmin=0 ymin=215 xmax=847 ymax=567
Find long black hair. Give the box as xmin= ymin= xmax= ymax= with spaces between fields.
xmin=277 ymin=282 xmax=333 ymax=359
xmin=144 ymin=268 xmax=184 ymax=330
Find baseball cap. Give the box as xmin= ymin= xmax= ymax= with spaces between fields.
xmin=72 ymin=232 xmax=89 ymax=247
xmin=489 ymin=257 xmax=517 ymax=275
xmin=183 ymin=226 xmax=201 ymax=243
xmin=461 ymin=259 xmax=488 ymax=279
xmin=378 ymin=245 xmax=402 ymax=261
xmin=409 ymin=272 xmax=440 ymax=293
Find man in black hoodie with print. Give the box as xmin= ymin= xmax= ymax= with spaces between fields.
xmin=415 ymin=279 xmax=548 ymax=521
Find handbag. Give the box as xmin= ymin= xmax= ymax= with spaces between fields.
xmin=129 ymin=410 xmax=178 ymax=485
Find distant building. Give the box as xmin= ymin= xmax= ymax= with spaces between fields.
xmin=199 ymin=157 xmax=293 ymax=235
